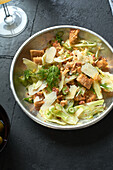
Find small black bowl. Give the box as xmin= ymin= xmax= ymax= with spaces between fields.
xmin=0 ymin=105 xmax=10 ymax=152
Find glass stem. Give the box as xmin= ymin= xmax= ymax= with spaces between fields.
xmin=2 ymin=3 xmax=15 ymax=25
xmin=2 ymin=3 xmax=10 ymax=18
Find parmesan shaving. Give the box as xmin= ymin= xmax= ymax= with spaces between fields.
xmin=81 ymin=63 xmax=99 ymax=79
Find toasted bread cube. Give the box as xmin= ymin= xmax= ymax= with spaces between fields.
xmin=69 ymin=29 xmax=80 ymax=45
xmin=30 ymin=50 xmax=44 ymax=58
xmin=77 ymin=73 xmax=93 ymax=89
xmin=33 ymin=57 xmax=42 ymax=64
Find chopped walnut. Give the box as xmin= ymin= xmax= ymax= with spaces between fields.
xmin=69 ymin=29 xmax=80 ymax=45
xmin=34 ymin=100 xmax=44 ymax=111
xmin=52 ymin=87 xmax=59 ymax=95
xmin=60 ymin=100 xmax=68 ymax=107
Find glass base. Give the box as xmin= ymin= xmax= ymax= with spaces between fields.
xmin=0 ymin=6 xmax=28 ymax=37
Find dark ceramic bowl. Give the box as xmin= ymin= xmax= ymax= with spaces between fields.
xmin=0 ymin=105 xmax=10 ymax=152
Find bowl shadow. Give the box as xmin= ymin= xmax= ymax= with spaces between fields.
xmin=35 ymin=109 xmax=113 ymax=147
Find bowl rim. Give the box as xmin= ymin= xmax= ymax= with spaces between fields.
xmin=10 ymin=25 xmax=113 ymax=130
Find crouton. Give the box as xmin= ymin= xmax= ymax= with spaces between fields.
xmin=69 ymin=29 xmax=80 ymax=45
xmin=52 ymin=41 xmax=61 ymax=56
xmin=34 ymin=100 xmax=44 ymax=111
xmin=60 ymin=100 xmax=68 ymax=107
xmin=57 ymin=95 xmax=63 ymax=103
xmin=77 ymin=73 xmax=93 ymax=89
xmin=74 ymin=95 xmax=86 ymax=102
xmin=37 ymin=92 xmax=44 ymax=97
xmin=30 ymin=50 xmax=44 ymax=58
xmin=96 ymin=57 xmax=108 ymax=71
xmin=52 ymin=87 xmax=59 ymax=95
xmin=33 ymin=57 xmax=42 ymax=64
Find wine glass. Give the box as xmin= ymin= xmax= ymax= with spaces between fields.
xmin=0 ymin=0 xmax=28 ymax=37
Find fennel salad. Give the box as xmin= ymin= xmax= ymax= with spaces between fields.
xmin=19 ymin=29 xmax=113 ymax=125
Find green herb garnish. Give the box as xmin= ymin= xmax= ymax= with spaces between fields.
xmin=47 ymin=66 xmax=60 ymax=89
xmin=37 ymin=68 xmax=48 ymax=80
xmin=56 ymin=31 xmax=64 ymax=44
xmin=24 ymin=70 xmax=32 ymax=80
xmin=37 ymin=65 xmax=60 ymax=90
xmin=90 ymin=86 xmax=96 ymax=94
xmin=24 ymin=97 xmax=34 ymax=103
xmin=100 ymin=83 xmax=109 ymax=90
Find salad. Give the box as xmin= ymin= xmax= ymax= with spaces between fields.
xmin=19 ymin=29 xmax=113 ymax=125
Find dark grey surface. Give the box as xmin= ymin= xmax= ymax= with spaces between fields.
xmin=0 ymin=0 xmax=113 ymax=169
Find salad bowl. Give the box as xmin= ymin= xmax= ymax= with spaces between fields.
xmin=10 ymin=25 xmax=113 ymax=130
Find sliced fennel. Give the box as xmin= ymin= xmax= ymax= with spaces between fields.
xmin=74 ymin=99 xmax=105 ymax=119
xmin=79 ymin=105 xmax=104 ymax=119
xmin=45 ymin=103 xmax=79 ymax=125
xmin=65 ymin=85 xmax=78 ymax=99
xmin=97 ymin=68 xmax=113 ymax=92
xmin=74 ymin=42 xmax=97 ymax=47
xmin=28 ymin=80 xmax=42 ymax=95
xmin=93 ymin=81 xmax=103 ymax=99
xmin=59 ymin=72 xmax=65 ymax=92
xmin=76 ymin=87 xmax=86 ymax=97
xmin=42 ymin=53 xmax=46 ymax=65
xmin=23 ymin=58 xmax=38 ymax=70
xmin=64 ymin=75 xmax=77 ymax=84
xmin=62 ymin=39 xmax=72 ymax=50
xmin=40 ymin=92 xmax=57 ymax=112
xmin=54 ymin=56 xmax=73 ymax=63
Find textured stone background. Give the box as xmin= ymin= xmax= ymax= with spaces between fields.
xmin=0 ymin=0 xmax=113 ymax=169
